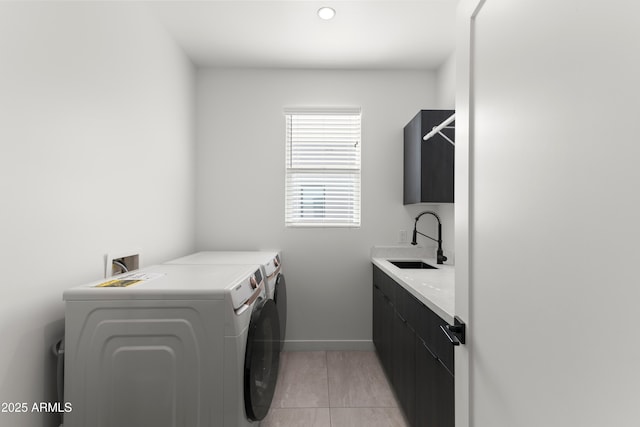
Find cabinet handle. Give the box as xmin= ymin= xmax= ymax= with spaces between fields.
xmin=440 ymin=316 xmax=466 ymax=346
xmin=440 ymin=325 xmax=460 ymax=346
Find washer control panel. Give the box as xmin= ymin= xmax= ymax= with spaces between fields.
xmin=229 ymin=268 xmax=264 ymax=310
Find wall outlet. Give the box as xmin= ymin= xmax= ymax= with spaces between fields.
xmin=105 ymin=251 xmax=141 ymax=278
xmin=399 ymin=230 xmax=407 ymax=243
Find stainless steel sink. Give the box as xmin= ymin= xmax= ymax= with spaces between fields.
xmin=388 ymin=260 xmax=437 ymax=269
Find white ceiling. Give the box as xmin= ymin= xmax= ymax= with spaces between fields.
xmin=147 ymin=0 xmax=458 ymax=70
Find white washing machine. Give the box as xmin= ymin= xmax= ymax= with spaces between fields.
xmin=166 ymin=251 xmax=287 ymax=350
xmin=63 ymin=263 xmax=280 ymax=427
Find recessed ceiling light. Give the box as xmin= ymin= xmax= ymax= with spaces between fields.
xmin=318 ymin=7 xmax=336 ymax=20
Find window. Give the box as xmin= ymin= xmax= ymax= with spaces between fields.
xmin=285 ymin=108 xmax=361 ymax=227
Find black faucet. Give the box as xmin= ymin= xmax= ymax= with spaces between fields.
xmin=411 ymin=211 xmax=448 ymax=265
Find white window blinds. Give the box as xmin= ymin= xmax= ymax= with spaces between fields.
xmin=285 ymin=108 xmax=361 ymax=227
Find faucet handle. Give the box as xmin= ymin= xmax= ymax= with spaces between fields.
xmin=436 ymin=250 xmax=447 ymax=264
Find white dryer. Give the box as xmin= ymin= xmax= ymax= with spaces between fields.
xmin=63 ymin=263 xmax=280 ymax=427
xmin=166 ymin=251 xmax=287 ymax=351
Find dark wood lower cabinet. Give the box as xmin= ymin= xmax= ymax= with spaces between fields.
xmin=373 ymin=285 xmax=393 ymax=376
xmin=415 ymin=338 xmax=454 ymax=427
xmin=372 ymin=265 xmax=454 ymax=427
xmin=393 ymin=311 xmax=416 ymax=424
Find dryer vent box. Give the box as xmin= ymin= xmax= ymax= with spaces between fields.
xmin=105 ymin=252 xmax=140 ymax=277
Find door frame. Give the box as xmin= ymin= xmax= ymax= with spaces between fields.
xmin=454 ymin=1 xmax=486 ymax=426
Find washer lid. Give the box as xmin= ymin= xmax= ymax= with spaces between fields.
xmin=63 ymin=264 xmax=262 ymax=301
xmin=166 ymin=251 xmax=280 ymax=267
xmin=166 ymin=251 xmax=283 ymax=279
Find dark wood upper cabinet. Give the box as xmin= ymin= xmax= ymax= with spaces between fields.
xmin=403 ymin=110 xmax=455 ymax=204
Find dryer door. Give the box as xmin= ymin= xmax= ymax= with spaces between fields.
xmin=274 ymin=273 xmax=287 ymax=351
xmin=244 ymin=298 xmax=280 ymax=421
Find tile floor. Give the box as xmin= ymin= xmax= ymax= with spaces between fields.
xmin=262 ymin=351 xmax=409 ymax=427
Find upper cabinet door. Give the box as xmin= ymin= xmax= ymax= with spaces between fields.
xmin=403 ymin=110 xmax=455 ymax=204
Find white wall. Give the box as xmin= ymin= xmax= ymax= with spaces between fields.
xmin=0 ymin=3 xmax=195 ymax=426
xmin=196 ymin=68 xmax=440 ymax=349
xmin=459 ymin=1 xmax=640 ymax=426
xmin=437 ymin=52 xmax=457 ymax=109
xmin=435 ymin=52 xmax=457 ymax=263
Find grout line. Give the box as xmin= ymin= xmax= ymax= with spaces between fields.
xmin=325 ymin=351 xmax=332 ymax=427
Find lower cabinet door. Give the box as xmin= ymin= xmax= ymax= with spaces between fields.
xmin=373 ymin=285 xmax=393 ymax=376
xmin=415 ymin=338 xmax=454 ymax=427
xmin=372 ymin=285 xmax=383 ymax=353
xmin=392 ymin=312 xmax=416 ymax=425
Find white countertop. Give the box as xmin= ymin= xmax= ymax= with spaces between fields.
xmin=371 ymin=246 xmax=455 ymax=324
